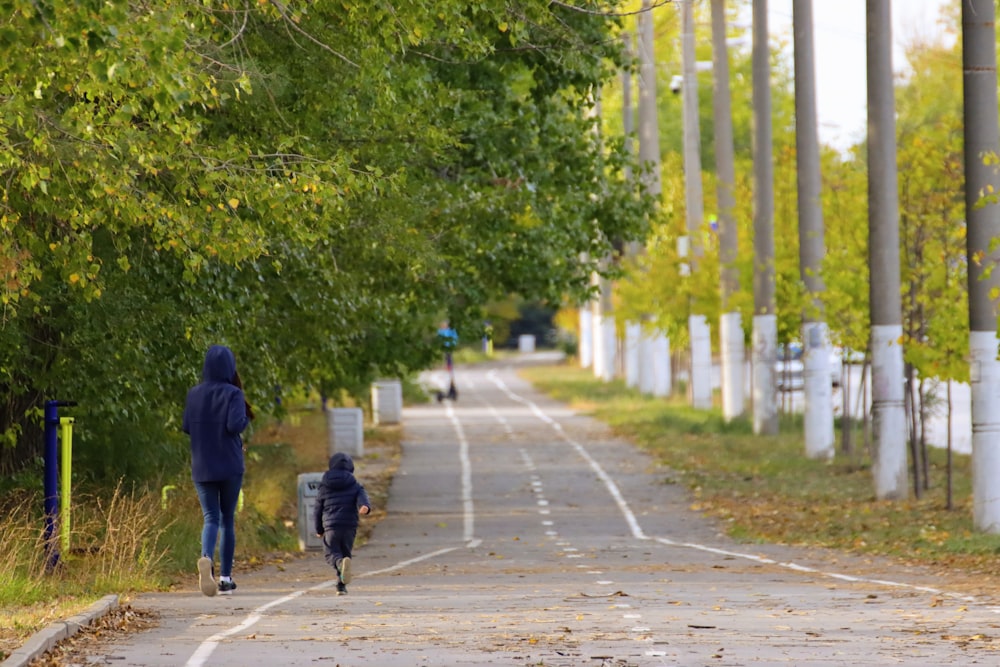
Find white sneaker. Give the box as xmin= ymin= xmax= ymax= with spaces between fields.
xmin=198 ymin=557 xmax=217 ymax=597
xmin=339 ymin=557 xmax=352 ymax=585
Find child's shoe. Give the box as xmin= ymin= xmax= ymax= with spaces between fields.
xmin=339 ymin=557 xmax=352 ymax=585
xmin=218 ymin=579 xmax=237 ymax=595
xmin=197 ymin=557 xmax=217 ymax=597
xmin=336 ymin=582 xmax=348 ymax=595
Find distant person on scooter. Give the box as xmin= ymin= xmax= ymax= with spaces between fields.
xmin=437 ymin=321 xmax=458 ymax=401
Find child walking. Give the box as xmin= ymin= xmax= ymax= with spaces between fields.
xmin=314 ymin=452 xmax=371 ymax=595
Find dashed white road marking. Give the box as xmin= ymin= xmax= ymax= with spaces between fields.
xmin=489 ymin=371 xmax=646 ymax=540
xmin=487 ymin=404 xmax=515 ymax=436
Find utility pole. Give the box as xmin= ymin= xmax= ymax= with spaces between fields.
xmin=623 ymin=34 xmax=642 ymax=391
xmin=637 ymin=0 xmax=671 ymax=397
xmin=710 ymin=0 xmax=744 ymax=421
xmin=591 ymin=271 xmax=616 ymax=383
xmin=962 ymin=0 xmax=1000 ymax=531
xmin=680 ymin=0 xmax=711 ymax=410
xmin=867 ymin=0 xmax=907 ymax=499
xmin=793 ymin=0 xmax=834 ymax=460
xmin=578 ymin=291 xmax=593 ymax=369
xmin=588 ymin=90 xmax=616 ymax=384
xmin=752 ymin=0 xmax=778 ymax=435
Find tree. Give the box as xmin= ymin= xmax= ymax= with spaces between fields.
xmin=0 ymin=0 xmax=650 ymax=482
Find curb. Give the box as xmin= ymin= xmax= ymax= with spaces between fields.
xmin=1 ymin=594 xmax=119 ymax=667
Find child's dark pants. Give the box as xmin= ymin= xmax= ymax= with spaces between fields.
xmin=322 ymin=526 xmax=357 ymax=570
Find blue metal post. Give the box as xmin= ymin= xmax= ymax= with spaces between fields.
xmin=43 ymin=400 xmax=61 ymax=569
xmin=43 ymin=399 xmax=76 ymax=570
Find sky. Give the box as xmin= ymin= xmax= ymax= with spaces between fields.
xmin=767 ymin=0 xmax=954 ymax=151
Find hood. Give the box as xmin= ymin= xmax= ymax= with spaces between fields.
xmin=328 ymin=452 xmax=355 ymax=472
xmin=202 ymin=345 xmax=236 ymax=383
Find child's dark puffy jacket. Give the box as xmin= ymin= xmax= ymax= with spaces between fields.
xmin=314 ymin=453 xmax=371 ymax=533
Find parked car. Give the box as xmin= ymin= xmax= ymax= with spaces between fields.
xmin=776 ymin=343 xmax=842 ymax=391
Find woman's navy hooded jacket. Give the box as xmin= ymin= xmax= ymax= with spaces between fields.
xmin=314 ymin=453 xmax=371 ymax=532
xmin=183 ymin=345 xmax=250 ymax=483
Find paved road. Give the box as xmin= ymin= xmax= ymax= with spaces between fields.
xmin=74 ymin=361 xmax=1000 ymax=666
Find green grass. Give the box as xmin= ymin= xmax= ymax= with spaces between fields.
xmin=520 ymin=363 xmax=1000 ymax=576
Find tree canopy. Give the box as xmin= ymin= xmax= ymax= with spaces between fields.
xmin=0 ymin=0 xmax=651 ymax=483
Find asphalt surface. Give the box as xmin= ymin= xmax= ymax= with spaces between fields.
xmin=34 ymin=359 xmax=1000 ymax=666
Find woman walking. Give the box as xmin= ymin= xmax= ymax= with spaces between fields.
xmin=183 ymin=345 xmax=253 ymax=596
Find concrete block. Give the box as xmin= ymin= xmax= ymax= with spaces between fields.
xmin=326 ymin=407 xmax=363 ymax=457
xmin=371 ymin=380 xmax=402 ymax=425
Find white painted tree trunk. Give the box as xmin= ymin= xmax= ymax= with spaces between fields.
xmin=578 ymin=308 xmax=593 ymax=368
xmin=802 ymin=321 xmax=834 ymax=460
xmin=638 ymin=328 xmax=655 ymax=395
xmin=971 ymin=330 xmax=1000 ymax=530
xmin=652 ymin=333 xmax=671 ymax=397
xmin=689 ymin=315 xmax=712 ymax=409
xmin=871 ymin=324 xmax=908 ymax=499
xmin=752 ymin=314 xmax=778 ymax=435
xmin=591 ymin=301 xmax=606 ymax=380
xmin=720 ymin=312 xmax=745 ymax=420
xmin=624 ymin=321 xmax=641 ymax=388
xmin=601 ymin=316 xmax=617 ymax=383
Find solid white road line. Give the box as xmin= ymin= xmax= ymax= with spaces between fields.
xmin=445 ymin=400 xmax=478 ymax=547
xmin=183 ymin=544 xmax=465 ymax=667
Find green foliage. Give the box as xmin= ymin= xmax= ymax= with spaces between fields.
xmin=821 ymin=26 xmax=969 ymax=384
xmin=895 ymin=36 xmax=968 ymax=382
xmin=607 ymin=0 xmax=971 ymax=399
xmin=820 ymin=147 xmax=871 ymax=354
xmin=0 ymin=1 xmax=651 ymax=483
xmin=606 ymin=1 xmax=798 ymax=346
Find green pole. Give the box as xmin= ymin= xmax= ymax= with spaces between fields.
xmin=59 ymin=417 xmax=75 ymax=553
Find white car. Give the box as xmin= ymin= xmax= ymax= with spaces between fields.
xmin=776 ymin=343 xmax=842 ymax=391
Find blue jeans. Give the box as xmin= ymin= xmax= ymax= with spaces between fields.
xmin=194 ymin=475 xmax=243 ymax=577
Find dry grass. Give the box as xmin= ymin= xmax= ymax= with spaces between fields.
xmin=0 ymin=485 xmax=169 ymax=660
